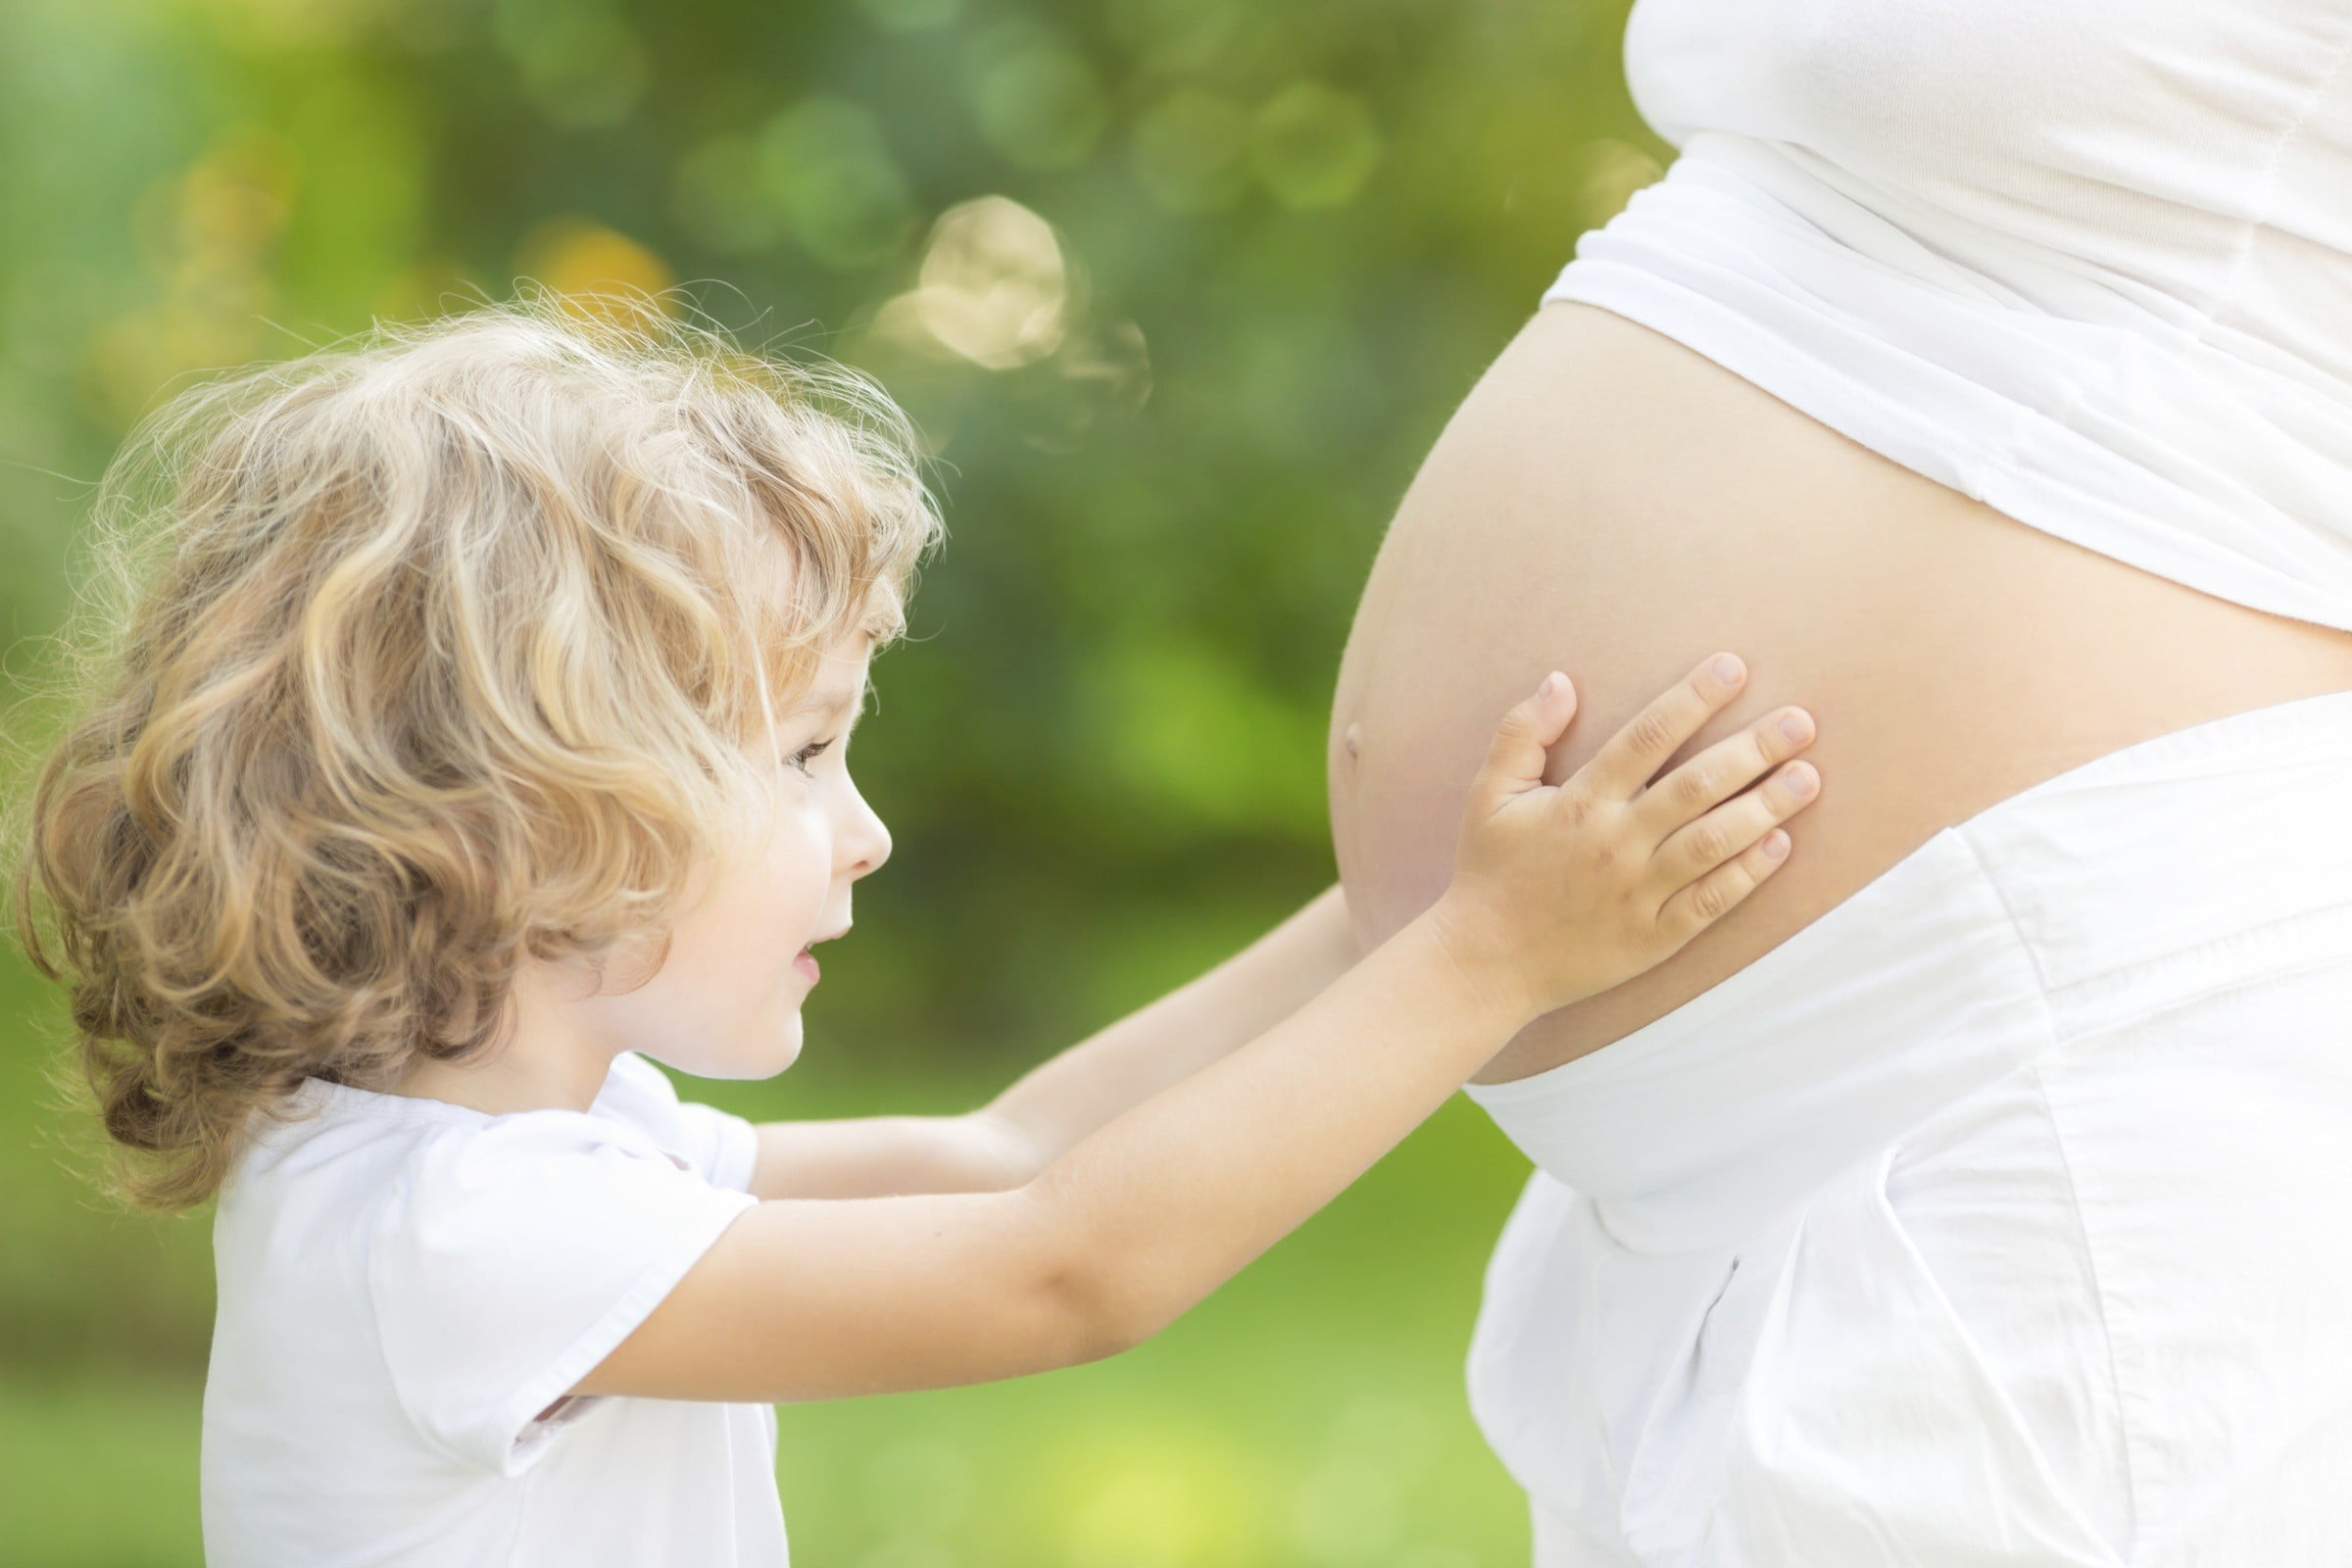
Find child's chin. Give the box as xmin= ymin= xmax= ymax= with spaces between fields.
xmin=749 ymin=1025 xmax=806 ymax=1078
xmin=720 ymin=1046 xmax=803 ymax=1080
xmin=667 ymin=1032 xmax=802 ymax=1081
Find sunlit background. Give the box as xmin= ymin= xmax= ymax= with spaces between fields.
xmin=0 ymin=0 xmax=1665 ymax=1561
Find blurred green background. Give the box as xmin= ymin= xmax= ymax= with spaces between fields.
xmin=0 ymin=0 xmax=1667 ymax=1561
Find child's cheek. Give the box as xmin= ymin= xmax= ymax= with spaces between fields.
xmin=772 ymin=801 xmax=834 ymax=894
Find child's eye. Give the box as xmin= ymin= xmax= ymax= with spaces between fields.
xmin=787 ymin=740 xmax=832 ymax=776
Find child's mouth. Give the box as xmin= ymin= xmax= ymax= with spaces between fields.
xmin=796 ymin=925 xmax=847 ymax=985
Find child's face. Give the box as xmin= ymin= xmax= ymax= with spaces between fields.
xmin=600 ymin=631 xmax=891 ymax=1080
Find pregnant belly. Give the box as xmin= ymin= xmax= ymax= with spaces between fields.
xmin=1328 ymin=302 xmax=2352 ymax=1086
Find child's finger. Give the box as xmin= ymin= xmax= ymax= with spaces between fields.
xmin=1650 ymin=759 xmax=1819 ymax=890
xmin=1653 ymin=822 xmax=1796 ymax=946
xmin=1576 ymin=654 xmax=1749 ymax=804
xmin=1466 ymin=671 xmax=1579 ymax=817
xmin=1629 ymin=705 xmax=1816 ymax=842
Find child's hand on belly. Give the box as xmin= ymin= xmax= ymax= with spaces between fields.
xmin=1429 ymin=652 xmax=1822 ymax=1022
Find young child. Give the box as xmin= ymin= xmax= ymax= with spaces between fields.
xmin=7 ymin=299 xmax=1822 ymax=1566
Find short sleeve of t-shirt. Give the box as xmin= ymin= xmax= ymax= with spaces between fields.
xmin=368 ymin=1108 xmax=760 ymax=1476
xmin=591 ymin=1052 xmax=762 ymax=1194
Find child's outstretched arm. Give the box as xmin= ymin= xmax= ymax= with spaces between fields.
xmin=741 ymin=885 xmax=1357 ymax=1200
xmin=573 ymin=653 xmax=1818 ymax=1403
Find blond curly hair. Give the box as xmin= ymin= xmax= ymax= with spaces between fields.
xmin=5 ymin=293 xmax=944 ymax=1212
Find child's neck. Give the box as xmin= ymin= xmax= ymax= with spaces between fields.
xmin=391 ymin=1043 xmax=619 ymax=1117
xmin=390 ymin=989 xmax=620 ymax=1116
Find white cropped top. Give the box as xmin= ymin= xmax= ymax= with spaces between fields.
xmin=1544 ymin=0 xmax=2352 ymax=631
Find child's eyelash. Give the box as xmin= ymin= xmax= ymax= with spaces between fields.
xmin=787 ymin=740 xmax=832 ymax=775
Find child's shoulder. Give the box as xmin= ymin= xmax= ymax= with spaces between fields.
xmin=224 ymin=1054 xmax=756 ymax=1237
xmin=219 ymin=1066 xmax=671 ymax=1232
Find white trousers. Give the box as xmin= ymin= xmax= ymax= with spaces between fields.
xmin=1466 ymin=687 xmax=2352 ymax=1567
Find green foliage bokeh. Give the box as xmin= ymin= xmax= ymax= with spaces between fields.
xmin=0 ymin=0 xmax=1663 ymax=1561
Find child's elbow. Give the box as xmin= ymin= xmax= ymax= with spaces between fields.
xmin=1011 ymin=1194 xmax=1186 ymax=1365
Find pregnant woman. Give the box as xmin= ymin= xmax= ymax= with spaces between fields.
xmin=1327 ymin=3 xmax=2352 ymax=1562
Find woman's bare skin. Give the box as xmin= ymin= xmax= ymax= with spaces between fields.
xmin=1328 ymin=302 xmax=2352 ymax=1086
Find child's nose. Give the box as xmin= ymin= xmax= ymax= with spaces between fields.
xmin=839 ymin=791 xmax=891 ymax=878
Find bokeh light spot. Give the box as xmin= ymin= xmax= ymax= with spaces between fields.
xmin=1059 ymin=319 xmax=1152 ymax=414
xmin=1047 ymin=1425 xmax=1270 ymax=1568
xmin=1131 ymin=90 xmax=1252 ymax=213
xmin=1110 ymin=0 xmax=1243 ymax=73
xmin=208 ymin=0 xmax=385 ymax=49
xmin=1251 ymin=82 xmax=1382 ymax=210
xmin=873 ymin=196 xmax=1069 ymax=370
xmin=495 ymin=1 xmax=649 ymax=129
xmin=760 ymin=98 xmax=919 ymax=271
xmin=88 ymin=133 xmax=293 ymax=419
xmin=964 ymin=21 xmax=1108 ymax=171
xmin=673 ymin=134 xmax=791 ymax=254
xmin=512 ymin=219 xmax=675 ymax=320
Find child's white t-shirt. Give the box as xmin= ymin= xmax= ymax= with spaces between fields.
xmin=201 ymin=1052 xmax=783 ymax=1567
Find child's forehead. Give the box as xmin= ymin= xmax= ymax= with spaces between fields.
xmin=788 ymin=635 xmax=876 ymax=715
